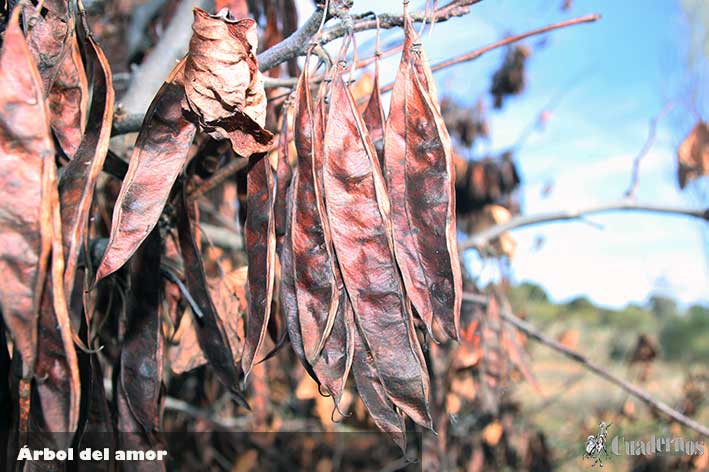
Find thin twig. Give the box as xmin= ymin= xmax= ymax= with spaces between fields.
xmin=459 ymin=200 xmax=709 ymax=251
xmin=316 ymin=0 xmax=481 ymax=49
xmin=380 ymin=13 xmax=601 ymax=94
xmin=461 ymin=292 xmax=709 ymax=437
xmin=187 ymin=157 xmax=251 ymax=202
xmin=624 ymin=101 xmax=674 ymax=198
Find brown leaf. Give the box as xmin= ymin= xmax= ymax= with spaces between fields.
xmin=95 ymin=59 xmax=196 ymax=282
xmin=184 ymin=8 xmax=274 ymax=158
xmin=0 ymin=10 xmax=55 ymax=376
xmin=322 ymin=67 xmax=432 ymax=428
xmin=59 ymin=22 xmax=115 ymax=295
xmin=169 ymin=307 xmax=208 ymax=375
xmin=677 ymin=121 xmax=709 ymax=188
xmin=48 ymin=31 xmax=88 ymax=158
xmin=384 ymin=15 xmax=462 ymax=341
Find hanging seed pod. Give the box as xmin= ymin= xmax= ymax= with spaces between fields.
xmin=291 ymin=64 xmax=340 ymax=364
xmin=322 ymin=65 xmax=432 ymax=428
xmin=384 ymin=14 xmax=462 ymax=341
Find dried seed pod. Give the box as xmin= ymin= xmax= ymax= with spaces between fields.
xmin=241 ymin=151 xmax=276 ymax=379
xmin=274 ymin=107 xmax=293 ymax=252
xmin=30 ymin=152 xmax=80 ymax=453
xmin=0 ymin=10 xmax=55 ymax=375
xmin=22 ymin=0 xmax=71 ymax=95
xmin=177 ymin=190 xmax=247 ymax=405
xmin=95 ymin=59 xmax=196 ymax=282
xmin=347 ymin=306 xmax=406 ymax=451
xmin=49 ymin=32 xmax=88 ymax=159
xmin=59 ymin=21 xmax=114 ymax=295
xmin=292 ymin=66 xmax=339 ymax=363
xmin=362 ymin=69 xmax=386 ymax=169
xmin=323 ymin=67 xmax=432 ymax=428
xmin=384 ymin=16 xmax=462 ymax=341
xmin=119 ymin=227 xmax=163 ymax=435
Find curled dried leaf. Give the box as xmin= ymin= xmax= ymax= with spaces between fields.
xmin=677 ymin=121 xmax=708 ymax=189
xmin=184 ymin=8 xmax=274 ymax=158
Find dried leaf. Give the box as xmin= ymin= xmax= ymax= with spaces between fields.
xmin=96 ymin=59 xmax=196 ymax=282
xmin=169 ymin=307 xmax=208 ymax=375
xmin=677 ymin=121 xmax=709 ymax=188
xmin=0 ymin=10 xmax=55 ymax=375
xmin=322 ymin=67 xmax=432 ymax=428
xmin=184 ymin=8 xmax=274 ymax=158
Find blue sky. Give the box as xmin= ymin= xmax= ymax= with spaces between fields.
xmin=295 ymin=0 xmax=708 ymax=308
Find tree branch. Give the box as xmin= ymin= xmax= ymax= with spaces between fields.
xmin=256 ymin=5 xmax=327 ymax=72
xmin=461 ymin=292 xmax=709 ymax=437
xmin=316 ymin=0 xmax=482 ymax=47
xmin=624 ymin=101 xmax=674 ymax=198
xmin=459 ymin=200 xmax=709 ymax=251
xmin=380 ymin=13 xmax=601 ymax=94
xmin=119 ymin=0 xmax=213 ymax=116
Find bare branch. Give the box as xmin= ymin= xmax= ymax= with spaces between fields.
xmin=624 ymin=101 xmax=674 ymax=198
xmin=119 ymin=0 xmax=212 ymax=116
xmin=256 ymin=5 xmax=327 ymax=72
xmin=380 ymin=13 xmax=601 ymax=94
xmin=317 ymin=0 xmax=482 ymax=47
xmin=459 ymin=200 xmax=709 ymax=251
xmin=462 ymin=292 xmax=709 ymax=437
xmin=187 ymin=157 xmax=251 ymax=202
